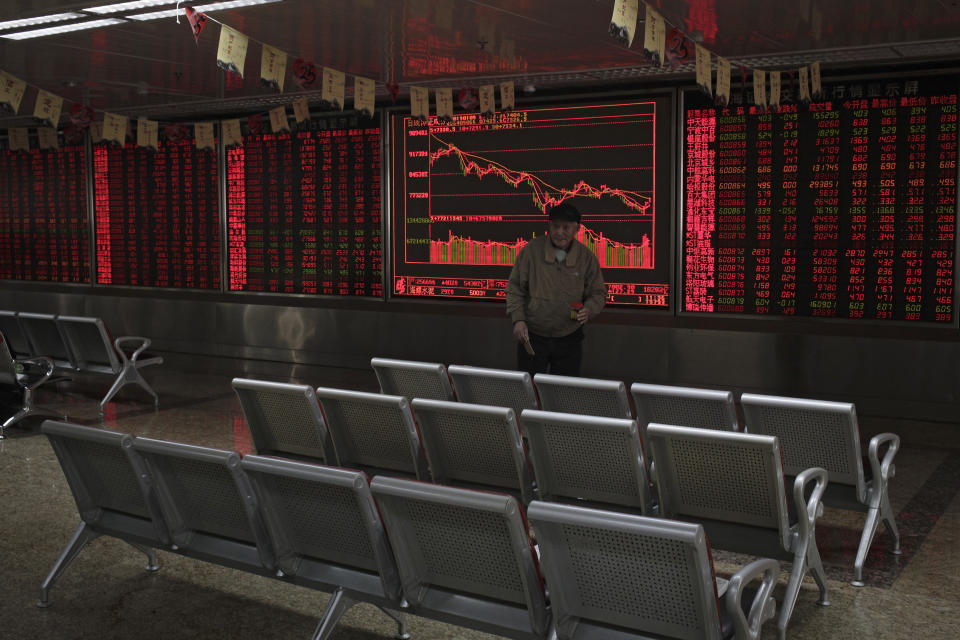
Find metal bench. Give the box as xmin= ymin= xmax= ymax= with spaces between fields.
xmin=447 ymin=364 xmax=539 ymax=417
xmin=371 ymin=357 xmax=455 ymax=401
xmin=528 ymin=500 xmax=779 ymax=640
xmin=18 ymin=312 xmax=75 ymax=371
xmin=0 ymin=310 xmax=32 ymax=358
xmin=411 ymin=398 xmax=536 ymax=504
xmin=533 ymin=372 xmax=633 ymax=419
xmin=741 ymin=393 xmax=901 ymax=586
xmin=520 ymin=409 xmax=653 ymax=514
xmin=314 ymin=386 xmax=429 ymax=479
xmin=0 ymin=331 xmax=59 ymax=439
xmin=631 ymin=382 xmax=739 ymax=437
xmin=232 ymin=377 xmax=336 ymax=464
xmin=370 ymin=476 xmax=552 ymax=640
xmin=645 ymin=423 xmax=829 ymax=640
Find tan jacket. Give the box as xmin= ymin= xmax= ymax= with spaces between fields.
xmin=506 ymin=234 xmax=606 ymax=337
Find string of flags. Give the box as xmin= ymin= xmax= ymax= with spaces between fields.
xmin=609 ymin=0 xmax=824 ymax=109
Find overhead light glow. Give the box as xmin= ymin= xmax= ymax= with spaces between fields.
xmin=127 ymin=0 xmax=283 ymax=21
xmin=84 ymin=1 xmax=174 ymax=14
xmin=1 ymin=18 xmax=126 ymax=40
xmin=0 ymin=12 xmax=85 ymax=31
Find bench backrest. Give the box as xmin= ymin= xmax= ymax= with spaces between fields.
xmin=42 ymin=420 xmax=168 ymax=545
xmin=315 ymin=386 xmax=428 ymax=478
xmin=520 ymin=409 xmax=651 ymax=513
xmin=447 ymin=365 xmax=539 ymax=417
xmin=411 ymin=398 xmax=535 ymax=503
xmin=533 ymin=373 xmax=632 ymax=419
xmin=232 ymin=378 xmax=335 ymax=464
xmin=55 ymin=315 xmax=121 ymax=373
xmin=528 ymin=501 xmax=724 ymax=640
xmin=742 ymin=393 xmax=865 ymax=495
xmin=631 ymin=382 xmax=739 ymax=436
xmin=240 ymin=455 xmax=402 ymax=602
xmin=0 ymin=330 xmax=17 ymax=386
xmin=19 ymin=312 xmax=74 ymax=368
xmin=0 ymin=311 xmax=31 ymax=357
xmin=370 ymin=476 xmax=550 ymax=639
xmin=646 ymin=423 xmax=791 ymax=551
xmin=371 ymin=357 xmax=455 ymax=401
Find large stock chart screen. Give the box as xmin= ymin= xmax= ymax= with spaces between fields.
xmin=392 ymin=99 xmax=673 ymax=307
xmin=684 ymin=77 xmax=957 ymax=323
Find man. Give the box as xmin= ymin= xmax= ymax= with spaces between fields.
xmin=505 ymin=202 xmax=606 ymax=376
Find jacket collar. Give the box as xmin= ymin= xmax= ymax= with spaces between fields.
xmin=544 ymin=236 xmax=581 ymax=266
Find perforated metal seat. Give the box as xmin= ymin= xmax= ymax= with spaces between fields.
xmin=56 ymin=315 xmax=163 ymax=415
xmin=520 ymin=409 xmax=653 ymax=514
xmin=741 ymin=393 xmax=901 ymax=586
xmin=241 ymin=456 xmax=409 ymax=640
xmin=447 ymin=364 xmax=539 ymax=417
xmin=411 ymin=399 xmax=536 ymax=504
xmin=631 ymin=382 xmax=739 ymax=437
xmin=0 ymin=331 xmax=59 ymax=439
xmin=314 ymin=386 xmax=429 ymax=479
xmin=646 ymin=424 xmax=829 ymax=640
xmin=370 ymin=477 xmax=552 ymax=640
xmin=18 ymin=312 xmax=74 ymax=370
xmin=232 ymin=378 xmax=335 ymax=464
xmin=528 ymin=501 xmax=779 ymax=640
xmin=371 ymin=357 xmax=456 ymax=401
xmin=0 ymin=310 xmax=31 ymax=358
xmin=39 ymin=421 xmax=165 ymax=607
xmin=533 ymin=373 xmax=633 ymax=419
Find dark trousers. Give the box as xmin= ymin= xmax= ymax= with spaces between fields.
xmin=517 ymin=328 xmax=584 ymax=377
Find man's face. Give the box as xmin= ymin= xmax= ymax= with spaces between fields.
xmin=548 ymin=219 xmax=578 ymax=250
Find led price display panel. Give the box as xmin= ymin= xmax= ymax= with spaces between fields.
xmin=93 ymin=140 xmax=220 ymax=289
xmin=0 ymin=146 xmax=89 ymax=283
xmin=226 ymin=119 xmax=382 ymax=296
xmin=684 ymin=77 xmax=957 ymax=322
xmin=392 ymin=99 xmax=673 ymax=306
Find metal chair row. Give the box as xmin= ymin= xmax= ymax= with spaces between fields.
xmin=0 ymin=310 xmax=163 ymax=415
xmin=42 ymin=419 xmax=780 ymax=640
xmin=0 ymin=330 xmax=61 ymax=438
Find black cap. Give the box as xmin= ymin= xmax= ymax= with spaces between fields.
xmin=547 ymin=202 xmax=581 ymax=224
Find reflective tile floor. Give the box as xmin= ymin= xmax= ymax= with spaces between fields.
xmin=1 ymin=357 xmax=958 ymax=639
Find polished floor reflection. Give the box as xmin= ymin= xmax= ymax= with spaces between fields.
xmin=1 ymin=357 xmax=958 ymax=639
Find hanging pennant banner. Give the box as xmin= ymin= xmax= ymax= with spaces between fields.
xmin=321 ymin=67 xmax=345 ymax=110
xmin=137 ymin=119 xmax=159 ymax=150
xmin=222 ymin=118 xmax=242 ymax=148
xmin=184 ymin=6 xmax=209 ymax=43
xmin=0 ymin=71 xmax=26 ymax=113
xmin=478 ymin=84 xmax=495 ymax=116
xmin=269 ymin=106 xmax=290 ymax=133
xmin=410 ymin=86 xmax=430 ymax=120
xmin=695 ymin=44 xmax=712 ymax=96
xmin=436 ymin=88 xmax=453 ymax=122
xmin=769 ymin=71 xmax=781 ymax=108
xmin=810 ymin=61 xmax=823 ymax=99
xmin=69 ymin=103 xmax=94 ymax=130
xmin=247 ymin=113 xmax=263 ymax=135
xmin=8 ymin=127 xmax=28 ymax=151
xmin=354 ymin=76 xmax=375 ymax=117
xmin=91 ymin=121 xmax=104 ymax=143
xmin=293 ymin=97 xmax=310 ymax=123
xmin=643 ymin=6 xmax=666 ymax=66
xmin=665 ymin=28 xmax=691 ymax=68
xmin=216 ymin=25 xmax=248 ymax=78
xmin=33 ymin=90 xmax=63 ymax=127
xmin=102 ymin=112 xmax=128 ymax=144
xmin=38 ymin=127 xmax=58 ymax=150
xmin=164 ymin=122 xmax=189 ymax=142
xmin=753 ymin=69 xmax=767 ymax=109
xmin=195 ymin=121 xmax=215 ymax=150
xmin=500 ymin=81 xmax=515 ymax=111
xmin=798 ymin=66 xmax=811 ymax=103
xmin=292 ymin=58 xmax=317 ymax=88
xmin=260 ymin=44 xmax=286 ymax=92
xmin=716 ymin=56 xmax=731 ymax=107
xmin=608 ymin=0 xmax=639 ymax=46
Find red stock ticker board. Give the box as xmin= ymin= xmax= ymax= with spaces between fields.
xmin=684 ymin=77 xmax=958 ymax=323
xmin=392 ymin=99 xmax=674 ymax=307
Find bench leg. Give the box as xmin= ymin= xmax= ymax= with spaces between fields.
xmin=37 ymin=523 xmax=100 ymax=608
xmin=778 ymin=536 xmax=830 ymax=640
xmin=2 ymin=390 xmax=63 ymax=438
xmin=312 ymin=588 xmax=356 ymax=640
xmin=377 ymin=606 xmax=412 ymax=640
xmin=100 ymin=366 xmax=159 ymax=415
xmin=127 ymin=541 xmax=161 ymax=572
xmin=852 ymin=493 xmax=900 ymax=586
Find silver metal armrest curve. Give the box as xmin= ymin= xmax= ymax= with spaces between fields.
xmin=726 ymin=557 xmax=779 ymax=640
xmin=793 ymin=467 xmax=828 ymax=542
xmin=868 ymin=433 xmax=900 ymax=505
xmin=114 ymin=336 xmax=150 ymax=365
xmin=16 ymin=356 xmax=55 ymax=390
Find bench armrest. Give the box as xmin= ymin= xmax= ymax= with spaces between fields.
xmin=867 ymin=432 xmax=899 ymax=508
xmin=15 ymin=356 xmax=55 ymax=390
xmin=726 ymin=557 xmax=779 ymax=640
xmin=793 ymin=467 xmax=828 ymax=544
xmin=114 ymin=336 xmax=151 ymax=365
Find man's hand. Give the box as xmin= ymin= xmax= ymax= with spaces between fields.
xmin=576 ymin=307 xmax=591 ymax=324
xmin=513 ymin=320 xmax=530 ymax=342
